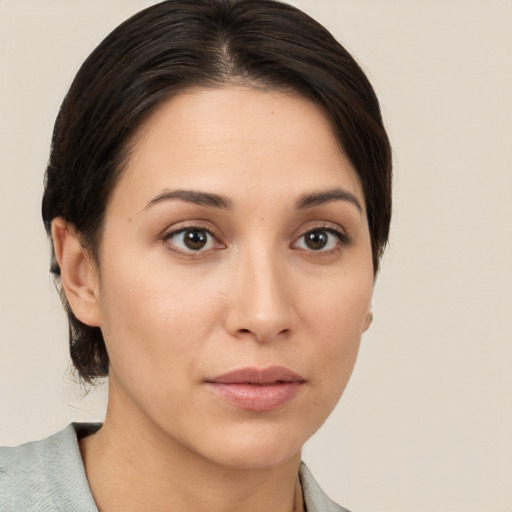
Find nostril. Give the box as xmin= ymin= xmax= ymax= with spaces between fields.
xmin=237 ymin=327 xmax=289 ymax=338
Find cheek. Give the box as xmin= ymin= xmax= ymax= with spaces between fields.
xmin=97 ymin=251 xmax=225 ymax=384
xmin=302 ymin=269 xmax=373 ymax=389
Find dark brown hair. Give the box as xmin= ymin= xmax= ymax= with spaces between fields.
xmin=42 ymin=0 xmax=392 ymax=382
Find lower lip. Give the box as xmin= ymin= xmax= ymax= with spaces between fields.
xmin=205 ymin=382 xmax=303 ymax=412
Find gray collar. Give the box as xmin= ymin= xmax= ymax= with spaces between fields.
xmin=1 ymin=423 xmax=351 ymax=512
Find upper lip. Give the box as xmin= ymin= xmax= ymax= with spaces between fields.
xmin=206 ymin=365 xmax=305 ymax=385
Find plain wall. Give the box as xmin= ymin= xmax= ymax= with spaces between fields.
xmin=0 ymin=1 xmax=511 ymax=510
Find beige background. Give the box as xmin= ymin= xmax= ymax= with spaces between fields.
xmin=1 ymin=1 xmax=511 ymax=510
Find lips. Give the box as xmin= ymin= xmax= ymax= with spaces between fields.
xmin=205 ymin=366 xmax=305 ymax=412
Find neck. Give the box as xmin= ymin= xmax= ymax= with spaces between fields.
xmin=80 ymin=379 xmax=304 ymax=512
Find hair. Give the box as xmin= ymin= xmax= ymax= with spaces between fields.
xmin=42 ymin=0 xmax=392 ymax=383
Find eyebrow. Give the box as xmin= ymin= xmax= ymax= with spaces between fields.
xmin=143 ymin=189 xmax=232 ymax=211
xmin=143 ymin=187 xmax=362 ymax=214
xmin=296 ymin=188 xmax=363 ymax=213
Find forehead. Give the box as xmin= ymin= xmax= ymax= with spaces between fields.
xmin=110 ymin=86 xmax=364 ymax=213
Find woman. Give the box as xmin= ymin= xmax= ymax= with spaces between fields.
xmin=0 ymin=1 xmax=391 ymax=510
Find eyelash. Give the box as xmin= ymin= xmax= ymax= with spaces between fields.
xmin=162 ymin=223 xmax=349 ymax=256
xmin=292 ymin=226 xmax=349 ymax=254
xmin=162 ymin=224 xmax=223 ymax=255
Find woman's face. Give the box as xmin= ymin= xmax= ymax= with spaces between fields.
xmin=92 ymin=86 xmax=374 ymax=469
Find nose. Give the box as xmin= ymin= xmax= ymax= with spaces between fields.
xmin=224 ymin=249 xmax=299 ymax=343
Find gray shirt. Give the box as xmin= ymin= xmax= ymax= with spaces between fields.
xmin=0 ymin=424 xmax=351 ymax=511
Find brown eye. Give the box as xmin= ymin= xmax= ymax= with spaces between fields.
xmin=304 ymin=230 xmax=329 ymax=250
xmin=183 ymin=229 xmax=208 ymax=250
xmin=165 ymin=228 xmax=215 ymax=252
xmin=293 ymin=228 xmax=346 ymax=252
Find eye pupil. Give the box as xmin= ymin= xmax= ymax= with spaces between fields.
xmin=305 ymin=231 xmax=328 ymax=250
xmin=184 ymin=229 xmax=208 ymax=250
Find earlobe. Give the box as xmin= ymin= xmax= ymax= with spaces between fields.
xmin=362 ymin=307 xmax=373 ymax=333
xmin=51 ymin=218 xmax=101 ymax=327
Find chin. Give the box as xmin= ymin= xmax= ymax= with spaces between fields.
xmin=210 ymin=441 xmax=302 ymax=471
xmin=189 ymin=419 xmax=311 ymax=471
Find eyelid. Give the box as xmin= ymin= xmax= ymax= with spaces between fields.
xmin=296 ymin=221 xmax=349 ymax=240
xmin=161 ymin=219 xmax=223 ymax=238
xmin=292 ymin=222 xmax=350 ymax=252
xmin=161 ymin=221 xmax=225 ymax=254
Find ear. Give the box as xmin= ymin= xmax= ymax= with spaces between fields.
xmin=51 ymin=218 xmax=101 ymax=327
xmin=362 ymin=306 xmax=373 ymax=333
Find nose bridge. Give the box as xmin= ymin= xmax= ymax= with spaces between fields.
xmin=227 ymin=242 xmax=297 ymax=341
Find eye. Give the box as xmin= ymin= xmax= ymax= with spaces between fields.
xmin=293 ymin=228 xmax=345 ymax=252
xmin=165 ymin=228 xmax=217 ymax=252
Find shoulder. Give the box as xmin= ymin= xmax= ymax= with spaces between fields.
xmin=299 ymin=462 xmax=354 ymax=512
xmin=0 ymin=423 xmax=99 ymax=512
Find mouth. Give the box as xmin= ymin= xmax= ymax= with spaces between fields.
xmin=204 ymin=366 xmax=305 ymax=412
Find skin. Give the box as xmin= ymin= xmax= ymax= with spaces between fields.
xmin=52 ymin=86 xmax=374 ymax=512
